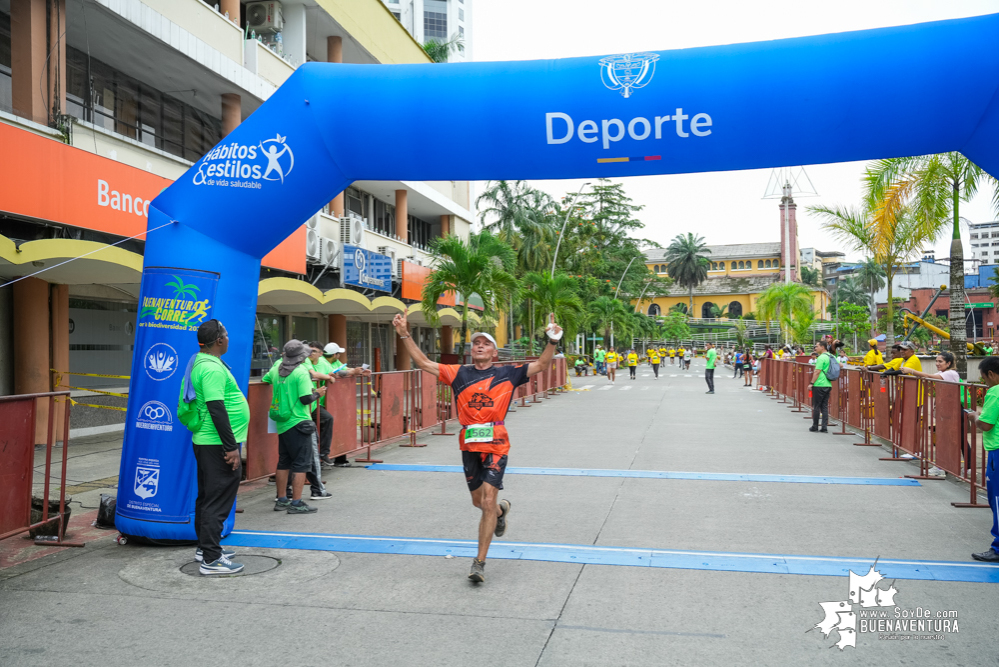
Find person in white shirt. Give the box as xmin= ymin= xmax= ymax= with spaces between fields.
xmin=899 ymin=351 xmax=960 ymax=383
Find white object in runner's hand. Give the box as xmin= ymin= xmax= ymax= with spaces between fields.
xmin=545 ymin=313 xmax=563 ymax=341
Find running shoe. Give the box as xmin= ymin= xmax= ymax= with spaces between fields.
xmin=274 ymin=498 xmax=292 ymax=511
xmin=195 ymin=547 xmax=236 ymax=563
xmin=334 ymin=461 xmax=353 ymax=468
xmin=310 ymin=491 xmax=334 ymax=500
xmin=287 ymin=501 xmax=318 ymax=514
xmin=468 ymin=558 xmax=485 ymax=582
xmin=199 ymin=555 xmax=244 ymax=576
xmin=495 ymin=499 xmax=511 ymax=537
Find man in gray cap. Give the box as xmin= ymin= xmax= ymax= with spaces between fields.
xmin=262 ymin=340 xmax=326 ymax=514
xmin=392 ymin=312 xmax=562 ymax=584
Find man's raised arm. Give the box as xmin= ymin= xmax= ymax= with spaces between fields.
xmin=527 ymin=314 xmax=562 ymax=377
xmin=393 ymin=313 xmax=440 ymax=378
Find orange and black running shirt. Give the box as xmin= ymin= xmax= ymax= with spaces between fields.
xmin=438 ymin=363 xmax=530 ymax=456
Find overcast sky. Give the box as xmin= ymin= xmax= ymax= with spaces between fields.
xmin=469 ymin=0 xmax=999 ymax=263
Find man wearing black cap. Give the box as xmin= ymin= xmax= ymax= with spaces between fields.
xmin=392 ymin=312 xmax=562 ymax=584
xmin=183 ymin=319 xmax=247 ymax=575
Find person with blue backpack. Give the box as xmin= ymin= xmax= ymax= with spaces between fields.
xmin=808 ymin=340 xmax=840 ymax=433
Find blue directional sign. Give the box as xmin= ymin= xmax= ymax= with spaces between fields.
xmin=342 ymin=245 xmax=392 ymax=292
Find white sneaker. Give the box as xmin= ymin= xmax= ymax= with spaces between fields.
xmin=195 ymin=546 xmax=236 ymax=562
xmin=928 ymin=466 xmax=946 ymax=478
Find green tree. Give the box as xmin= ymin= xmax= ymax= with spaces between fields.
xmin=865 ymin=153 xmax=999 ymax=377
xmin=422 ymin=34 xmax=463 ymax=62
xmin=423 ymin=232 xmax=519 ymax=354
xmin=835 ymin=276 xmax=871 ymax=309
xmin=660 ymin=312 xmax=691 ymax=342
xmin=836 ymin=302 xmax=874 ymax=350
xmin=664 ymin=233 xmax=711 ymax=316
xmin=521 ymin=272 xmax=586 ymax=345
xmin=788 ymin=309 xmax=816 ymax=346
xmin=810 ymin=203 xmax=941 ymax=354
xmin=756 ymin=282 xmax=813 ymax=345
xmin=587 ymin=296 xmax=631 ymax=351
xmin=799 ymin=265 xmax=822 ymax=287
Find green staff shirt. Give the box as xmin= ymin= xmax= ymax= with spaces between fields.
xmin=979 ymin=384 xmax=999 ymax=451
xmin=813 ymin=353 xmax=832 ymax=388
xmin=262 ymin=360 xmax=314 ymax=434
xmin=595 ymin=349 xmax=606 ymax=362
xmin=190 ymin=353 xmax=250 ymax=446
xmin=705 ymin=348 xmax=717 ymax=370
xmin=313 ymin=356 xmax=337 ymax=407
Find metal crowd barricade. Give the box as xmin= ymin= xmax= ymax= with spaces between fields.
xmin=764 ymin=359 xmax=991 ymax=509
xmin=0 ymin=391 xmax=84 ymax=548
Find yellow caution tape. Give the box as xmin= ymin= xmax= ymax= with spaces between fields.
xmin=51 ymin=369 xmax=131 ymax=380
xmin=69 ymin=398 xmax=128 ymax=412
xmin=65 ymin=385 xmax=129 ymax=398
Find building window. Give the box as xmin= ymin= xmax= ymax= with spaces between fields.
xmin=731 ymin=261 xmax=738 ymax=270
xmin=459 ymin=8 xmax=464 ymax=21
xmin=757 ymin=260 xmax=764 ymax=269
xmin=347 ymin=321 xmax=370 ymax=368
xmin=408 ymin=214 xmax=432 ymax=249
xmin=65 ymin=46 xmax=220 ymax=161
xmin=459 ymin=26 xmax=464 ymax=37
xmin=701 ymin=302 xmax=715 ymax=318
xmin=971 ymin=233 xmax=979 ymax=239
xmin=738 ymin=261 xmax=745 ymax=269
xmin=648 ymin=304 xmax=661 ymax=316
xmin=729 ymin=301 xmax=743 ymax=318
xmin=423 ymin=0 xmax=448 ymax=40
xmin=0 ymin=11 xmax=11 ymax=114
xmin=252 ymin=315 xmax=285 ymax=375
xmin=765 ymin=260 xmax=772 ymax=268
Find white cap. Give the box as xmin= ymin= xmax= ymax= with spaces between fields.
xmin=323 ymin=342 xmax=344 ymax=355
xmin=470 ymin=332 xmax=497 ymax=348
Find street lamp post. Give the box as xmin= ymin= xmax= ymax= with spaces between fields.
xmin=610 ymin=256 xmax=639 ymax=349
xmin=550 ymin=182 xmax=591 ymax=279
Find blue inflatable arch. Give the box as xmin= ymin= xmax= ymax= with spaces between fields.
xmin=117 ymin=13 xmax=999 ymax=538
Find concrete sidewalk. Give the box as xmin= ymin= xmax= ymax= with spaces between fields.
xmin=2 ymin=360 xmax=997 ymax=666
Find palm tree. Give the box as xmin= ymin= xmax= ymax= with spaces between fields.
xmin=521 ymin=271 xmax=585 ymax=343
xmin=422 ymin=33 xmax=464 ymax=62
xmin=664 ymin=233 xmax=711 ymax=316
xmin=853 ymin=257 xmax=887 ymax=334
xmin=835 ymin=276 xmax=871 ymax=309
xmin=756 ymin=282 xmax=813 ymax=345
xmin=423 ymin=231 xmax=519 ymax=357
xmin=811 ymin=203 xmax=942 ymax=353
xmin=864 ymin=153 xmax=998 ymax=377
xmin=588 ymin=296 xmax=631 ymax=352
xmin=788 ymin=309 xmax=817 ymax=346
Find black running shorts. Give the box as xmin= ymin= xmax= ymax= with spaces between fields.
xmin=277 ymin=421 xmax=314 ymax=473
xmin=462 ymin=451 xmax=507 ymax=492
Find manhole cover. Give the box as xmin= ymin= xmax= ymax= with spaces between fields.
xmin=180 ymin=554 xmax=281 ymax=577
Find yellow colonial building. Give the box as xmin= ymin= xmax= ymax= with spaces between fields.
xmin=637 ymin=243 xmax=831 ymax=319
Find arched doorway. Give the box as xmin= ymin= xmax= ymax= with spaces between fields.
xmin=648 ymin=304 xmax=661 ymax=316
xmin=729 ymin=301 xmax=743 ymax=318
xmin=702 ymin=302 xmax=716 ymax=318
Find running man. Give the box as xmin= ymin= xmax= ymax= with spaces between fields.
xmin=658 ymin=344 xmax=668 ymax=363
xmin=392 ymin=312 xmax=562 ymax=583
xmin=677 ymin=347 xmax=685 ymax=369
xmin=605 ymin=348 xmax=619 ymax=383
xmin=649 ymin=348 xmax=661 ymax=379
xmin=669 ymin=347 xmax=676 ymax=365
xmin=705 ymin=342 xmax=717 ymax=394
xmin=684 ymin=347 xmax=693 ymax=371
xmin=627 ymin=348 xmax=639 ymax=379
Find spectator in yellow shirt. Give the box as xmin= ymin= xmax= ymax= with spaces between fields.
xmin=862 ymin=339 xmax=884 ymax=367
xmin=867 ymin=342 xmax=922 ymax=373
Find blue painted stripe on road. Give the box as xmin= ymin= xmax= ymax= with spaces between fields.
xmin=223 ymin=530 xmax=999 ymax=583
xmin=365 ymin=464 xmax=921 ymax=486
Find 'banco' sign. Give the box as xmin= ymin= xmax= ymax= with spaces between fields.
xmin=342 ymin=245 xmax=392 ymax=292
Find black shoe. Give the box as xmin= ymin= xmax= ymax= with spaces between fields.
xmin=320 ymin=456 xmax=333 ymax=465
xmin=808 ymin=426 xmax=819 ymax=432
xmin=705 ymin=391 xmax=714 ymax=394
xmin=819 ymin=429 xmax=829 ymax=433
xmin=971 ymin=548 xmax=999 ymax=562
xmin=495 ymin=499 xmax=510 ymax=537
xmin=274 ymin=498 xmax=292 ymax=511
xmin=310 ymin=491 xmax=333 ymax=500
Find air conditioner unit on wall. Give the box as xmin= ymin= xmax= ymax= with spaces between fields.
xmin=246 ymin=2 xmax=284 ymax=34
xmin=305 ymin=214 xmax=318 ymax=230
xmin=319 ymin=237 xmax=340 ymax=266
xmin=306 ymin=229 xmax=321 ymax=263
